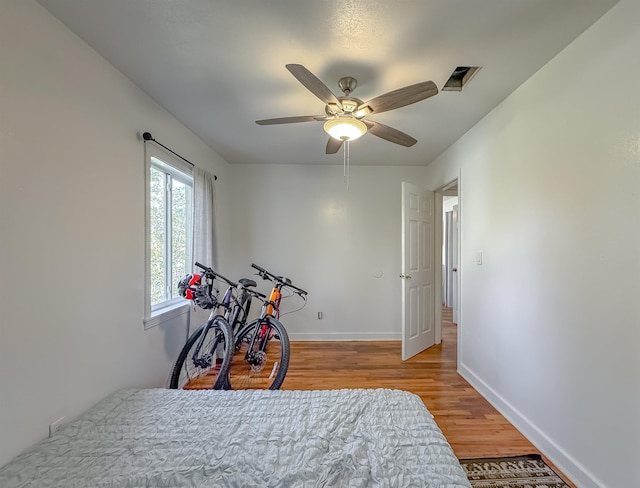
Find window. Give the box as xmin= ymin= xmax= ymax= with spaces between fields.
xmin=144 ymin=144 xmax=193 ymax=328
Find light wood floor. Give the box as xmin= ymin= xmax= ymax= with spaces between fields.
xmin=282 ymin=307 xmax=576 ymax=487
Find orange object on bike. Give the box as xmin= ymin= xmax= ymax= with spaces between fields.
xmin=266 ymin=289 xmax=281 ymax=318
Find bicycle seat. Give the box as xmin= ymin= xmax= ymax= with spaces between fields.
xmin=239 ymin=278 xmax=257 ymax=288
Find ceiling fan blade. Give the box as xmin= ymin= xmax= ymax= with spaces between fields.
xmin=364 ymin=120 xmax=417 ymax=147
xmin=359 ymin=81 xmax=438 ymax=115
xmin=326 ymin=137 xmax=344 ymax=154
xmin=256 ymin=115 xmax=325 ymax=125
xmin=286 ymin=64 xmax=343 ymax=109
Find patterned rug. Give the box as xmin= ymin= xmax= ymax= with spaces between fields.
xmin=459 ymin=454 xmax=570 ymax=488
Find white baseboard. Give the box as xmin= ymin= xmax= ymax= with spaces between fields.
xmin=288 ymin=332 xmax=402 ymax=341
xmin=458 ymin=362 xmax=606 ymax=488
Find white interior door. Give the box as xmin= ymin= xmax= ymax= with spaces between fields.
xmin=451 ymin=204 xmax=459 ymax=324
xmin=445 ymin=211 xmax=453 ymax=306
xmin=401 ymin=182 xmax=435 ymax=360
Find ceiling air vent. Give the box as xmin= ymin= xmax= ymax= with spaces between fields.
xmin=442 ymin=66 xmax=480 ymax=92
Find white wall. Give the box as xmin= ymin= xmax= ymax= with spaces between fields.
xmin=424 ymin=1 xmax=640 ymax=487
xmin=228 ymin=163 xmax=427 ymax=340
xmin=0 ymin=1 xmax=234 ymax=467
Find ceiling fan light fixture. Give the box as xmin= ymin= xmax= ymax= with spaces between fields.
xmin=324 ymin=116 xmax=367 ymax=141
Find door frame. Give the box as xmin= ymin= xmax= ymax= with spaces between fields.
xmin=434 ymin=178 xmax=461 ymax=351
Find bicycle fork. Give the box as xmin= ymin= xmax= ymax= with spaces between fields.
xmin=245 ymin=319 xmax=278 ymax=374
xmin=241 ymin=289 xmax=282 ymax=376
xmin=191 ymin=309 xmax=221 ymax=369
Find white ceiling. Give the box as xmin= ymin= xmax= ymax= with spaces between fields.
xmin=36 ymin=0 xmax=618 ymax=166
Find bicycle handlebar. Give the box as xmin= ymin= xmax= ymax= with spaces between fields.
xmin=251 ymin=263 xmax=308 ymax=296
xmin=195 ymin=262 xmax=237 ymax=288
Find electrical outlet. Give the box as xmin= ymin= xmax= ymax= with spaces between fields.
xmin=49 ymin=416 xmax=65 ymax=437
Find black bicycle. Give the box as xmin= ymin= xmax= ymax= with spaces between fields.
xmin=228 ymin=263 xmax=307 ymax=390
xmin=168 ymin=262 xmax=258 ymax=389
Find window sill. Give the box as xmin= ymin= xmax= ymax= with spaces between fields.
xmin=144 ymin=300 xmax=189 ymax=330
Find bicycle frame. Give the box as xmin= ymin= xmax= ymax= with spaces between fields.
xmin=191 ymin=278 xmax=235 ymax=368
xmin=227 ymin=279 xmax=261 ymax=336
xmin=240 ymin=264 xmax=306 ymax=364
xmin=191 ymin=263 xmax=264 ymax=355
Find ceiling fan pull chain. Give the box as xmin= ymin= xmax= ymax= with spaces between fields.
xmin=343 ymin=138 xmax=349 ymax=189
xmin=345 ymin=140 xmax=350 ymax=190
xmin=343 ymin=140 xmax=346 ymax=182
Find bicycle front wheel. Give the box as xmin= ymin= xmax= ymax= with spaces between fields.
xmin=168 ymin=316 xmax=233 ymax=389
xmin=229 ymin=317 xmax=290 ymax=390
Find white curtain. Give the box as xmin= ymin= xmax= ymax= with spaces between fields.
xmin=192 ymin=166 xmax=218 ymax=269
xmin=190 ymin=167 xmax=218 ymax=332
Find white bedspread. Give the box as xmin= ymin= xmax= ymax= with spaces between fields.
xmin=0 ymin=388 xmax=471 ymax=487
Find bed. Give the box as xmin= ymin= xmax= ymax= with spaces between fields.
xmin=0 ymin=388 xmax=471 ymax=487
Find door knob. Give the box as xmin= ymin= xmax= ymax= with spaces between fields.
xmin=399 ymin=274 xmax=412 ymax=279
xmin=452 ymin=268 xmax=458 ymax=272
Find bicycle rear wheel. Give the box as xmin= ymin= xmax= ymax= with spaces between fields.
xmin=229 ymin=317 xmax=290 ymax=390
xmin=168 ymin=316 xmax=233 ymax=389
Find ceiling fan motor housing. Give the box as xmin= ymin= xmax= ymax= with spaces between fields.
xmin=324 ymin=96 xmax=364 ymax=117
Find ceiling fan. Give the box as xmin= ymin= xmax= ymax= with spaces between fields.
xmin=256 ymin=64 xmax=439 ymax=154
